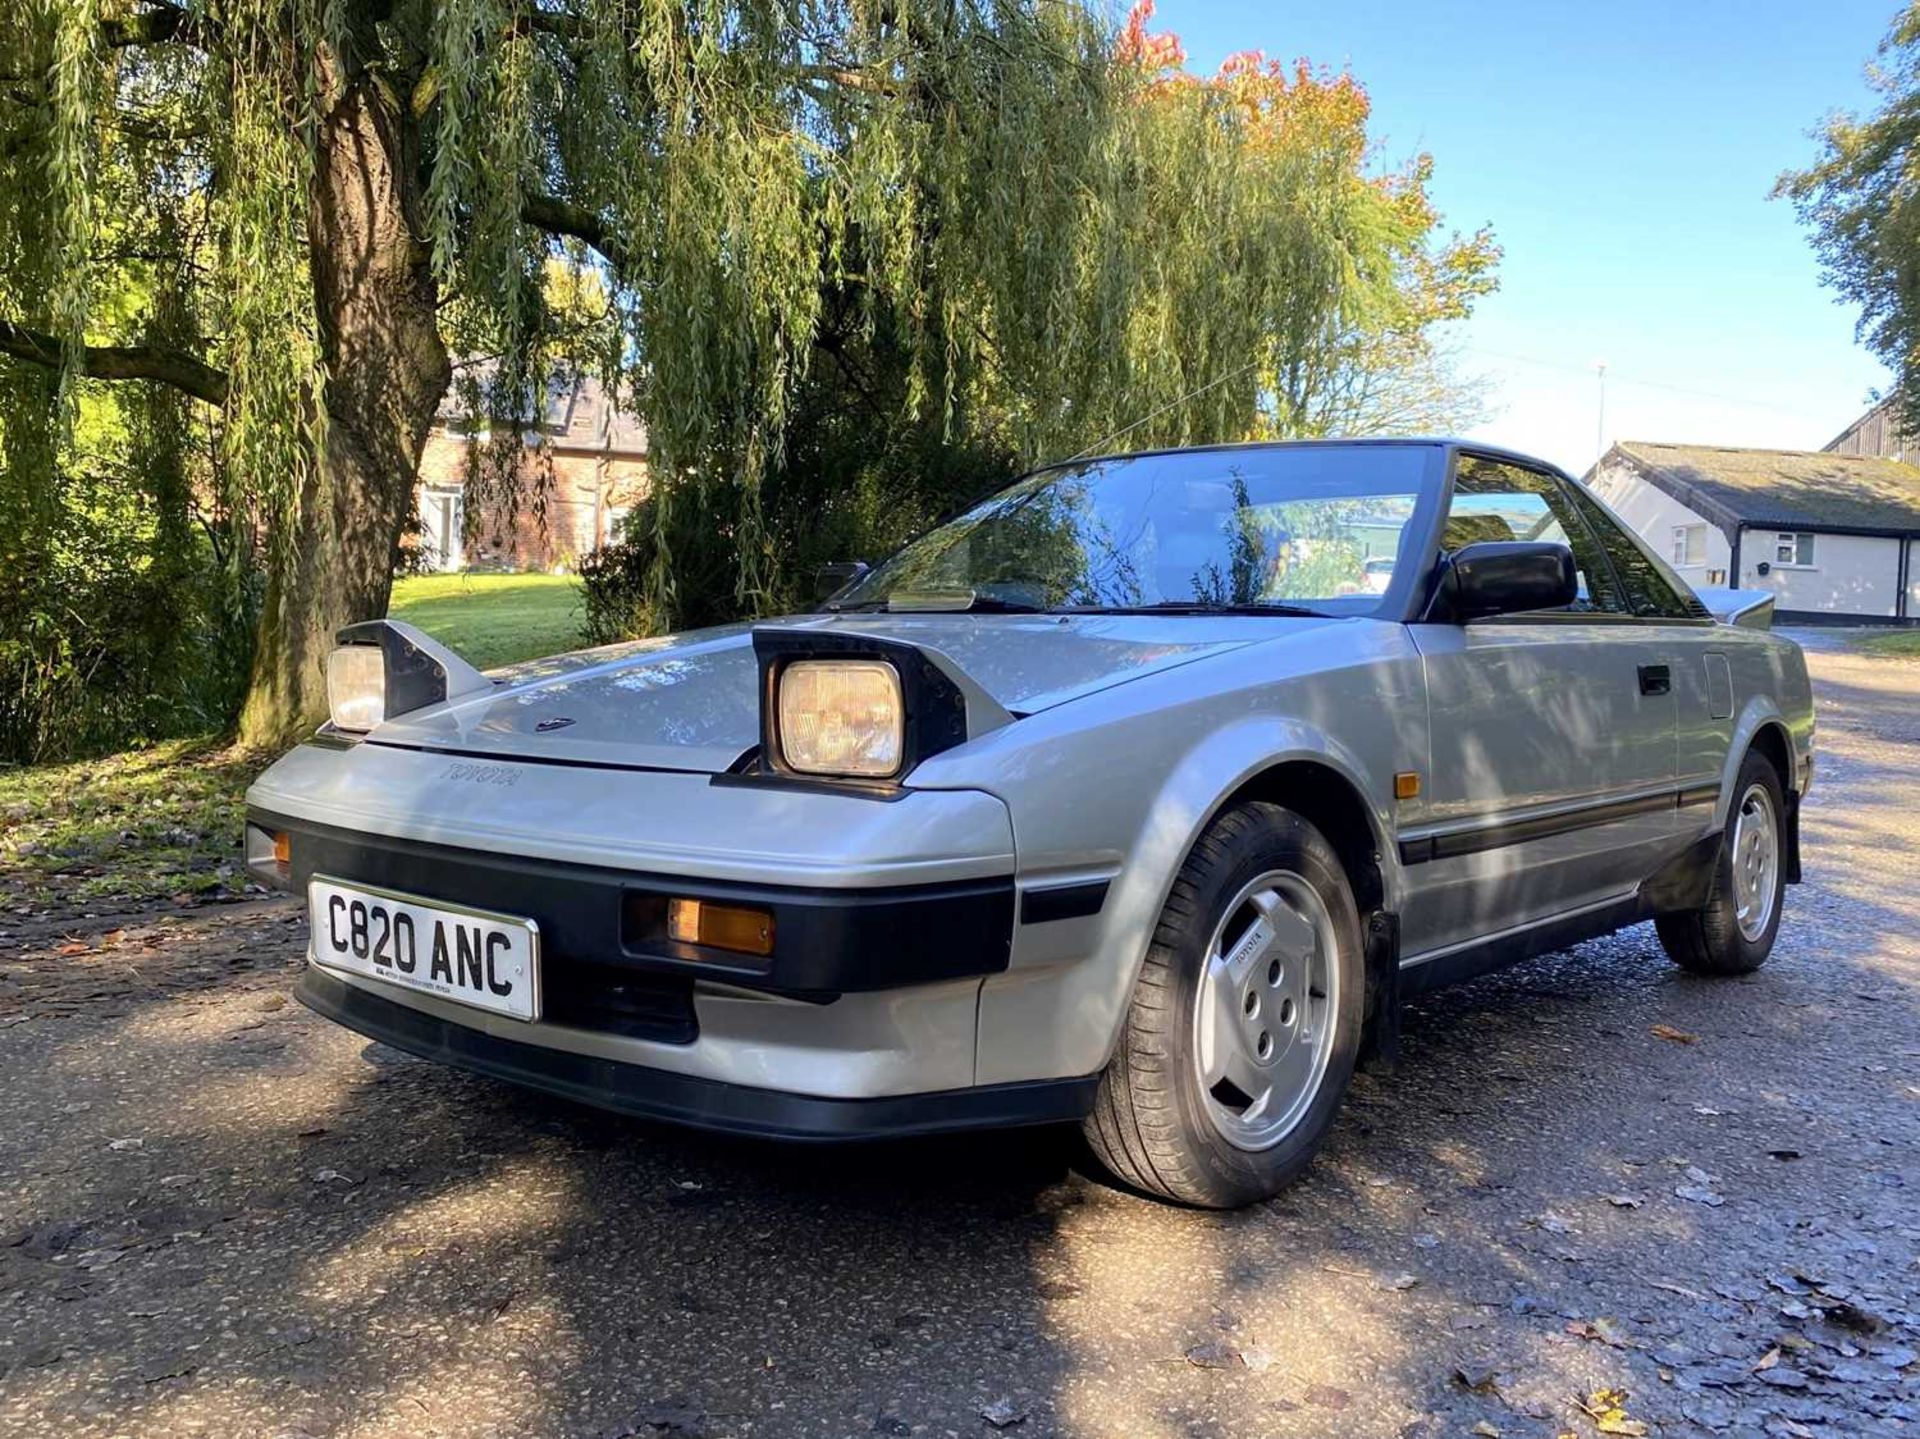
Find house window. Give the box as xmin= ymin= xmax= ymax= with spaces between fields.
xmin=1773 ymin=532 xmax=1816 ymax=567
xmin=1670 ymin=524 xmax=1707 ymax=566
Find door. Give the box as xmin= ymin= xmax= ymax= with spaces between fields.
xmin=1399 ymin=457 xmax=1681 ymax=960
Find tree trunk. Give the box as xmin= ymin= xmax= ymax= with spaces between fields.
xmin=237 ymin=60 xmax=450 ymax=748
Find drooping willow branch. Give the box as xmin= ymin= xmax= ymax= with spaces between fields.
xmin=521 ymin=192 xmax=631 ymax=275
xmin=0 ymin=319 xmax=228 ymax=406
xmin=101 ymin=3 xmax=209 ymax=51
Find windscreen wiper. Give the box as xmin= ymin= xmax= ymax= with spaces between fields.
xmin=1064 ymin=601 xmax=1329 ymax=618
xmin=881 ymin=592 xmax=1050 ymax=614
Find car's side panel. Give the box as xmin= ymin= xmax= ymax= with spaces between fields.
xmin=1398 ymin=621 xmax=1685 ymax=958
xmin=910 ymin=620 xmax=1426 ymax=1087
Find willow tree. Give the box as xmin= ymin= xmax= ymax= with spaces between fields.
xmin=1 ymin=0 xmax=1494 ymax=744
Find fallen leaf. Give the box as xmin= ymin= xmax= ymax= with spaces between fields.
xmin=56 ymin=941 xmax=89 ymax=956
xmin=1472 ymin=1424 xmax=1502 ymax=1438
xmin=1651 ymin=1024 xmax=1698 ymax=1044
xmin=1566 ymin=1316 xmax=1633 ymax=1348
xmin=980 ymin=1397 xmax=1027 ymax=1429
xmin=1453 ymin=1364 xmax=1505 ymax=1395
xmin=1184 ymin=1340 xmax=1242 ymax=1369
xmin=1754 ymin=1346 xmax=1781 ymax=1371
xmin=1648 ymin=1280 xmax=1707 ymax=1301
xmin=1577 ymin=1388 xmax=1649 ymax=1437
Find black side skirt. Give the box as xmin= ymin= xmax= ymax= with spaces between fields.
xmin=296 ymin=968 xmax=1098 ymax=1142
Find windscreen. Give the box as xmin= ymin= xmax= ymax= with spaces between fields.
xmin=836 ymin=445 xmax=1435 ymax=617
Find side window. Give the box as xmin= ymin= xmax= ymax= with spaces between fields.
xmin=1560 ymin=479 xmax=1709 ymax=619
xmin=1445 ymin=458 xmax=1628 ymax=614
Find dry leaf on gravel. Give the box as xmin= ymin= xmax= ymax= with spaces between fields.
xmin=1651 ymin=1024 xmax=1698 ymax=1044
xmin=1184 ymin=1340 xmax=1243 ymax=1369
xmin=1577 ymin=1388 xmax=1649 ymax=1436
xmin=980 ymin=1397 xmax=1027 ymax=1429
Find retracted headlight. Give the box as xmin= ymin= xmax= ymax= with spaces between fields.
xmin=776 ymin=659 xmax=904 ymax=777
xmin=327 ymin=644 xmax=387 ymax=732
xmin=752 ymin=628 xmax=1013 ymax=784
xmin=320 ymin=620 xmax=492 ymax=738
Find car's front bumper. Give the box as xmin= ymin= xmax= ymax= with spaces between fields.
xmin=295 ymin=965 xmax=1097 ymax=1140
xmin=244 ymin=736 xmax=1069 ymax=1109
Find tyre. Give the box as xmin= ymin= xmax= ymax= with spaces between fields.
xmin=1655 ymin=749 xmax=1787 ymax=976
xmin=1084 ymin=801 xmax=1364 ymax=1208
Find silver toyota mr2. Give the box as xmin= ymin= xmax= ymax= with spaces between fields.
xmin=247 ymin=440 xmax=1813 ymax=1207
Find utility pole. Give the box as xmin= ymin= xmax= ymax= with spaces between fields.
xmin=1594 ymin=360 xmax=1608 ymax=460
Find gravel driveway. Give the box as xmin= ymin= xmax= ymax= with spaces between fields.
xmin=2 ymin=646 xmax=1915 ymax=1439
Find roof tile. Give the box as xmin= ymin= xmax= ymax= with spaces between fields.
xmin=1609 ymin=441 xmax=1920 ymax=533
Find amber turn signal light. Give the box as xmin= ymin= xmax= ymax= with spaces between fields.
xmin=1394 ymin=771 xmax=1420 ymax=801
xmin=667 ymin=898 xmax=775 ymax=957
xmin=272 ymin=831 xmax=292 ymax=866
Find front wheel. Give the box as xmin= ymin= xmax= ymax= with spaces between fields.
xmin=1655 ymin=749 xmax=1787 ymax=976
xmin=1084 ymin=802 xmax=1364 ymax=1208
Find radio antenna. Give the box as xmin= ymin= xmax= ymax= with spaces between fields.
xmin=1062 ymin=357 xmax=1266 ymax=464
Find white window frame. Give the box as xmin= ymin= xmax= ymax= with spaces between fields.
xmin=1670 ymin=523 xmax=1707 ymax=567
xmin=1772 ymin=531 xmax=1816 ymax=568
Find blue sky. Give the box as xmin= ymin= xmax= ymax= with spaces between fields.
xmin=1155 ymin=0 xmax=1897 ymax=472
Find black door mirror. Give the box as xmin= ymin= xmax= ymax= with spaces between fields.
xmin=814 ymin=560 xmax=870 ymax=604
xmin=1431 ymin=541 xmax=1577 ymax=622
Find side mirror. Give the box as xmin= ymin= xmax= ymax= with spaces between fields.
xmin=1431 ymin=541 xmax=1577 ymax=622
xmin=814 ymin=560 xmax=870 ymax=604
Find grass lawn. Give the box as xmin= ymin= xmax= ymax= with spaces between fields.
xmin=1 ymin=572 xmax=591 ymax=915
xmin=388 ymin=571 xmax=587 ymax=670
xmin=1854 ymin=628 xmax=1920 ymax=659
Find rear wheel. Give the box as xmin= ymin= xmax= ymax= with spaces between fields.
xmin=1084 ymin=802 xmax=1364 ymax=1208
xmin=1655 ymin=749 xmax=1787 ymax=976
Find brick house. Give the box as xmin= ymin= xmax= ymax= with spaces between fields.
xmin=413 ymin=372 xmax=648 ymax=572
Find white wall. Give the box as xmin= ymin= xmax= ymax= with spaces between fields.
xmin=1737 ymin=528 xmax=1901 ymax=618
xmin=1587 ymin=461 xmax=1732 ymax=584
xmin=1908 ymin=540 xmax=1920 ymax=619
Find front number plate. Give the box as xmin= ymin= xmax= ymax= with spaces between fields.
xmin=308 ymin=876 xmax=541 ymax=1021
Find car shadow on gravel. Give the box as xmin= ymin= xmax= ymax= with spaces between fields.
xmin=6 ymin=885 xmax=1916 ymax=1439
xmin=5 ymin=655 xmax=1917 ymax=1436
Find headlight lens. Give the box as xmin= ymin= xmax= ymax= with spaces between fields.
xmin=776 ymin=659 xmax=903 ymax=777
xmin=327 ymin=645 xmax=387 ymax=732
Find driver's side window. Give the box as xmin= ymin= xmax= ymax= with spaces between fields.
xmin=1446 ymin=458 xmax=1628 ymax=615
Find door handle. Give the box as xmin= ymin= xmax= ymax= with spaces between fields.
xmin=1637 ymin=664 xmax=1671 ymax=696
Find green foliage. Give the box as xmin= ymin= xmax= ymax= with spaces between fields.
xmin=1777 ymin=5 xmax=1920 ymax=426
xmin=3 ymin=0 xmax=1499 ymax=709
xmin=0 ymin=372 xmax=255 ymax=764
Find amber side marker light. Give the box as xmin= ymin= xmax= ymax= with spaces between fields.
xmin=667 ymin=898 xmax=775 ymax=958
xmin=272 ymin=831 xmax=292 ymax=866
xmin=1394 ymin=771 xmax=1421 ymax=801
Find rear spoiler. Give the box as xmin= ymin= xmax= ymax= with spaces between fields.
xmin=1693 ymin=586 xmax=1774 ymax=630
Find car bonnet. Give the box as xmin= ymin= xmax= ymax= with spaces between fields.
xmin=361 ymin=613 xmax=1301 ymax=773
